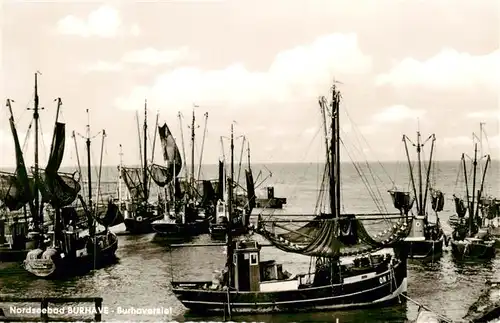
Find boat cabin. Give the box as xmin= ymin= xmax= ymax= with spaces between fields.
xmin=231 ymin=240 xmax=294 ymax=292
xmin=406 ymin=215 xmax=426 ymax=241
xmin=267 ymin=187 xmax=275 ymax=199
xmin=216 ymin=200 xmax=227 ymax=224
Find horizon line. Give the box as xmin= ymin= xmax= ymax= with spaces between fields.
xmin=0 ymin=159 xmax=499 ymax=169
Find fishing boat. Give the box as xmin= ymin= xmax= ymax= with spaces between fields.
xmin=389 ymin=132 xmax=446 ymax=259
xmin=449 ymin=139 xmax=495 ymax=260
xmin=255 ymin=187 xmax=287 ymax=209
xmin=481 ymin=196 xmax=500 ymax=247
xmin=171 ymin=83 xmax=411 ymax=315
xmin=210 ymin=139 xmax=256 ymax=240
xmin=152 ymin=109 xmax=217 ymax=239
xmin=0 ymin=73 xmax=51 ymax=261
xmin=24 ymin=108 xmax=117 ymax=278
xmin=150 ymin=122 xmax=201 ymax=239
xmin=475 ymin=123 xmax=500 ymax=247
xmin=121 ymin=101 xmax=165 ymax=234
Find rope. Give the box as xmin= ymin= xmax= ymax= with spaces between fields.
xmin=399 ymin=293 xmax=454 ymax=323
xmin=343 ymin=108 xmax=396 ymax=186
xmin=341 ymin=127 xmax=392 ymax=210
xmin=341 ymin=138 xmax=392 ymax=224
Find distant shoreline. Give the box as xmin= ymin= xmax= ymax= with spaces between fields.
xmin=1 ymin=159 xmax=499 ymax=171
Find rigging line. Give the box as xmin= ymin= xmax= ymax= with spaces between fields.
xmin=22 ymin=120 xmax=34 ymax=152
xmin=341 ymin=137 xmax=386 ymax=214
xmin=38 ymin=121 xmax=48 ymax=163
xmin=341 ymin=130 xmax=388 ymax=214
xmin=343 ymin=125 xmax=392 ymax=208
xmin=13 ymin=100 xmax=32 ymax=128
xmin=344 ymin=108 xmax=396 ymax=186
xmin=340 ymin=139 xmax=380 ymax=210
xmin=314 ymin=162 xmax=328 ymax=214
xmin=270 ymin=125 xmax=324 ymax=214
xmin=483 ymin=127 xmax=492 ymax=154
xmin=341 ymin=138 xmax=392 ymax=224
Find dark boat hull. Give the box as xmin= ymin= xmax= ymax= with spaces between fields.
xmin=152 ymin=220 xmax=208 ymax=239
xmin=255 ymin=198 xmax=286 ymax=209
xmin=451 ymin=239 xmax=496 ymax=260
xmin=172 ymin=259 xmax=407 ymax=314
xmin=403 ymin=235 xmax=445 ymax=259
xmin=23 ymin=232 xmax=118 ymax=278
xmin=0 ymin=247 xmax=29 ymax=262
xmin=124 ymin=215 xmax=162 ymax=234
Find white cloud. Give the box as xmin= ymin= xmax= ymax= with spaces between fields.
xmin=122 ymin=47 xmax=190 ymax=66
xmin=130 ymin=24 xmax=141 ymax=37
xmin=376 ymin=48 xmax=500 ymax=91
xmin=358 ymin=124 xmax=378 ymax=135
xmin=373 ymin=105 xmax=426 ymax=123
xmin=441 ymin=134 xmax=500 ymax=159
xmin=81 ymin=47 xmax=190 ymax=73
xmin=302 ymin=127 xmax=316 ymax=135
xmin=442 ymin=135 xmax=471 ymax=146
xmin=114 ymin=33 xmax=372 ymax=110
xmin=83 ymin=61 xmax=123 ymax=72
xmin=57 ymin=6 xmax=121 ymax=38
xmin=467 ymin=110 xmax=500 ymax=120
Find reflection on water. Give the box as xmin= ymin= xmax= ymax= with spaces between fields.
xmin=1 ymin=227 xmax=499 ymax=322
xmin=1 ymin=162 xmax=499 ymax=322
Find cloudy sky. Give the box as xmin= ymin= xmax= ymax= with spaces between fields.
xmin=0 ymin=0 xmax=498 ymax=168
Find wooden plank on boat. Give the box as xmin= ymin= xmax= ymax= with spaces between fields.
xmin=256 ymin=213 xmax=405 ymax=221
xmin=171 ymin=243 xmax=274 ymax=248
xmin=255 ymin=212 xmax=403 ymax=217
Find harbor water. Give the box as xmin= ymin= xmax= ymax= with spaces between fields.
xmin=1 ymin=161 xmax=499 ymax=322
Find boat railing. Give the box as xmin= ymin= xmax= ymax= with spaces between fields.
xmin=295 ymin=272 xmax=315 ymax=285
xmin=171 ymin=281 xmax=213 ymax=289
xmin=0 ymin=296 xmax=104 ymax=322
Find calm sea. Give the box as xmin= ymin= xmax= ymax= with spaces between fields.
xmin=1 ymin=161 xmax=499 ymax=322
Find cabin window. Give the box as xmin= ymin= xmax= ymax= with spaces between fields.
xmin=250 ymin=253 xmax=258 ymax=265
xmin=233 ymin=254 xmax=237 ymax=264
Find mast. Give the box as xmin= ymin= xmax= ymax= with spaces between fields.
xmin=143 ymin=100 xmax=148 ymax=202
xmin=86 ymin=109 xmax=92 ymax=215
xmin=178 ymin=112 xmax=189 ymax=181
xmin=329 ymin=85 xmax=341 ymax=219
xmin=118 ymin=144 xmax=123 ymax=202
xmin=320 ymin=98 xmax=330 ymax=172
xmin=32 ymin=72 xmax=41 ymax=230
xmin=226 ymin=123 xmax=234 ymax=287
xmin=479 ymin=122 xmax=485 ymax=177
xmin=416 ymin=131 xmax=423 ymax=215
xmin=247 ymin=141 xmax=251 ymax=170
xmin=470 ymin=143 xmax=478 ymax=235
xmin=403 ymin=136 xmax=417 ymax=216
xmin=475 ymin=155 xmax=491 ymax=220
xmin=422 ymin=135 xmax=435 ymax=214
xmin=334 ymin=87 xmax=341 ymax=220
xmin=197 ymin=112 xmax=208 ymax=181
xmin=190 ymin=106 xmax=196 ymax=196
